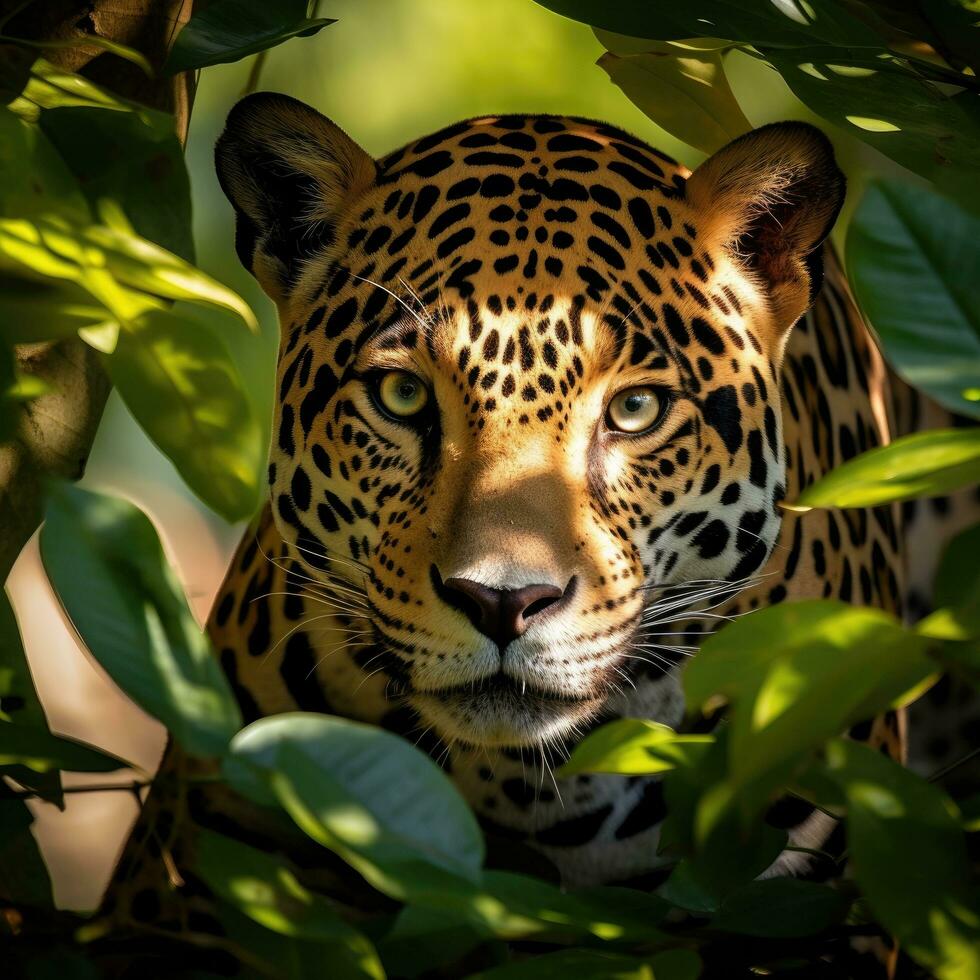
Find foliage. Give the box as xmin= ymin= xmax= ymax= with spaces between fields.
xmin=846 ymin=179 xmax=980 ymax=420
xmin=164 ymin=1 xmax=336 ymax=73
xmin=536 ymin=0 xmax=980 ymax=202
xmin=40 ymin=485 xmax=242 ymax=757
xmin=1 ymin=1 xmax=979 ymax=979
xmin=0 ymin=59 xmax=263 ymax=521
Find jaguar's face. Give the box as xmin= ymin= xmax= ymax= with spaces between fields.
xmin=217 ymin=97 xmax=844 ymax=747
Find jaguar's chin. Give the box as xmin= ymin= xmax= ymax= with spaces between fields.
xmin=411 ymin=673 xmax=605 ymax=748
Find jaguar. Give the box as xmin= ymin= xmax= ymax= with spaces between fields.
xmin=95 ymin=93 xmax=975 ymax=955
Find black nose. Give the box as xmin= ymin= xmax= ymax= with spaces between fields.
xmin=435 ymin=572 xmax=574 ymax=650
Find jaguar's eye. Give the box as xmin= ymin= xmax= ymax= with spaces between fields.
xmin=606 ymin=386 xmax=666 ymax=434
xmin=377 ymin=370 xmax=429 ymax=418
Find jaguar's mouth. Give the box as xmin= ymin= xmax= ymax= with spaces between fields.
xmin=411 ymin=671 xmax=605 ymax=748
xmin=424 ymin=671 xmax=595 ymax=706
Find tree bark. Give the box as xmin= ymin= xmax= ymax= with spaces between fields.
xmin=0 ymin=0 xmax=196 ymax=582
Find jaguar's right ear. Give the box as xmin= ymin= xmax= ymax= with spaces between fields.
xmin=215 ymin=92 xmax=376 ymax=303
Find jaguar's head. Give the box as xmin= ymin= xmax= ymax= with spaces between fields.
xmin=217 ymin=95 xmax=844 ymax=748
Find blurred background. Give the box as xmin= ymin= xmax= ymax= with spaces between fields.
xmin=11 ymin=0 xmax=864 ymax=911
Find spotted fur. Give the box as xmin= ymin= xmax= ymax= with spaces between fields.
xmin=99 ymin=97 xmax=934 ymax=942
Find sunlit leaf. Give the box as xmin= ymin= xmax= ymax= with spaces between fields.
xmin=373 ymin=866 xmax=673 ymax=955
xmin=537 ymin=3 xmax=980 ymax=196
xmin=825 ymin=739 xmax=980 ymax=980
xmin=0 ymin=214 xmax=256 ymax=329
xmin=194 ymin=829 xmax=384 ymax=978
xmin=685 ymin=601 xmax=935 ymax=807
xmin=7 ymin=58 xmax=128 ymax=119
xmin=106 ymin=308 xmax=263 ymax=522
xmin=596 ymin=41 xmax=750 ymax=154
xmin=0 ymin=721 xmax=128 ymax=773
xmin=712 ymin=877 xmax=849 ymax=937
xmin=477 ymin=871 xmax=672 ymax=943
xmin=559 ymin=719 xmax=713 ymax=777
xmin=767 ymin=53 xmax=980 ymax=192
xmin=165 ymin=0 xmax=336 ymax=72
xmin=8 ymin=35 xmax=153 ymax=77
xmin=846 ymin=180 xmax=980 ymax=419
xmin=788 ymin=429 xmax=980 ymax=510
xmin=41 ymin=485 xmax=242 ymax=757
xmin=225 ymin=713 xmax=484 ymax=903
xmin=40 ymin=103 xmax=194 ymax=261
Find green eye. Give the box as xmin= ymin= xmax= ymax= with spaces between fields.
xmin=606 ymin=386 xmax=665 ymax=434
xmin=377 ymin=370 xmax=429 ymax=418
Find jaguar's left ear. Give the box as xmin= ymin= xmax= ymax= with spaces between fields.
xmin=685 ymin=122 xmax=845 ymax=332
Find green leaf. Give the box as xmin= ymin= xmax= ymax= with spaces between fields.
xmin=917 ymin=522 xmax=980 ymax=643
xmin=165 ymin=0 xmax=336 ymax=72
xmin=40 ymin=485 xmax=242 ymax=757
xmin=825 ymin=739 xmax=980 ymax=980
xmin=684 ymin=601 xmax=935 ymax=808
xmin=3 ymin=61 xmax=192 ymax=260
xmin=0 ymin=214 xmax=256 ymax=329
xmin=378 ymin=905 xmax=504 ymax=979
xmin=376 ymin=869 xmax=673 ymax=953
xmin=478 ymin=871 xmax=672 ymax=944
xmin=559 ymin=719 xmax=713 ymax=777
xmin=789 ymin=429 xmax=980 ymax=510
xmin=712 ymin=878 xmax=849 ymax=937
xmin=0 ymin=787 xmax=52 ymax=908
xmin=533 ymin=0 xmax=882 ymax=47
xmin=767 ymin=55 xmax=980 ymax=194
xmin=846 ymin=180 xmax=980 ymax=419
xmin=960 ymin=793 xmax=980 ymax=832
xmin=472 ymin=948 xmax=700 ymax=980
xmin=0 ymin=105 xmax=88 ymax=221
xmin=225 ymin=713 xmax=484 ymax=903
xmin=193 ymin=829 xmax=384 ymax=979
xmin=106 ymin=308 xmax=263 ymax=522
xmin=6 ymin=35 xmax=153 ymax=77
xmin=658 ymin=731 xmax=787 ymax=906
xmin=40 ymin=103 xmax=194 ymax=261
xmin=596 ymin=42 xmax=750 ymax=154
xmin=7 ymin=58 xmax=128 ymax=117
xmin=0 ymin=276 xmax=109 ymax=345
xmin=0 ymin=721 xmax=128 ymax=773
xmin=537 ymin=4 xmax=980 ymax=195
xmin=934 ymin=522 xmax=980 ymax=616
xmin=212 ymin=900 xmax=373 ymax=980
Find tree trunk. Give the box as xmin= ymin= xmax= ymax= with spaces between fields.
xmin=0 ymin=0 xmax=196 ymax=582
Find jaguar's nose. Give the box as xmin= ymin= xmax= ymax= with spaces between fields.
xmin=434 ymin=570 xmax=574 ymax=650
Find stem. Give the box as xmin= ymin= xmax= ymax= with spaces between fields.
xmin=928 ymin=744 xmax=980 ymax=785
xmin=5 ymin=771 xmax=221 ymax=801
xmin=242 ymin=49 xmax=268 ymax=95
